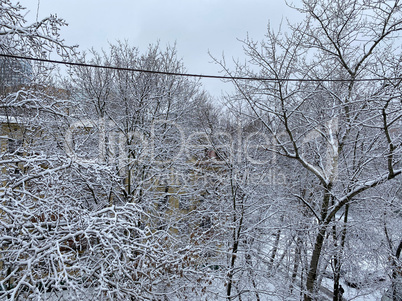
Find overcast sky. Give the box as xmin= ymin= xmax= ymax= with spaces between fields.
xmin=19 ymin=0 xmax=302 ymax=97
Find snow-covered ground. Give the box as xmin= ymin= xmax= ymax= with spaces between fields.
xmin=321 ymin=277 xmax=388 ymax=301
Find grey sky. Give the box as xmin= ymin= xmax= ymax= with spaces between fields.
xmin=19 ymin=0 xmax=301 ymax=96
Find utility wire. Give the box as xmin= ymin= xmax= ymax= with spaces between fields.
xmin=0 ymin=53 xmax=400 ymax=83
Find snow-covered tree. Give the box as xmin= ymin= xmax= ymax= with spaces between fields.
xmin=0 ymin=2 xmax=213 ymax=300
xmin=216 ymin=0 xmax=402 ymax=300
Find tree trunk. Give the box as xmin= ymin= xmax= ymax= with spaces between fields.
xmin=227 ymin=181 xmax=244 ymax=300
xmin=227 ymin=239 xmax=238 ymax=300
xmin=392 ymin=240 xmax=402 ymax=301
xmin=333 ymin=256 xmax=341 ymax=301
xmin=268 ymin=228 xmax=281 ymax=273
xmin=333 ymin=203 xmax=349 ymax=301
xmin=304 ymin=187 xmax=332 ymax=301
xmin=290 ymin=235 xmax=302 ymax=292
xmin=304 ymin=226 xmax=327 ymax=301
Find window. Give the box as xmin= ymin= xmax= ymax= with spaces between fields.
xmin=8 ymin=138 xmax=22 ymax=154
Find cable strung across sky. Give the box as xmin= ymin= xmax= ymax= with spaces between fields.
xmin=1 ymin=53 xmax=401 ymax=83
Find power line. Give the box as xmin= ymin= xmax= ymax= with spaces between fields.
xmin=0 ymin=53 xmax=400 ymax=83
